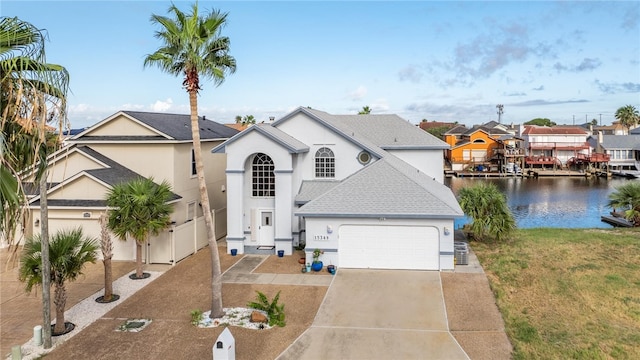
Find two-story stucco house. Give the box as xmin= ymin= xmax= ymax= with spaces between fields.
xmin=21 ymin=111 xmax=237 ymax=263
xmin=212 ymin=107 xmax=463 ymax=271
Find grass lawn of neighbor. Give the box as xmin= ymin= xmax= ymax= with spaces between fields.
xmin=472 ymin=228 xmax=640 ymax=360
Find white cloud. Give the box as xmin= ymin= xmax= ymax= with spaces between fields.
xmin=398 ymin=65 xmax=423 ymax=83
xmin=151 ymin=98 xmax=174 ymax=112
xmin=371 ymin=99 xmax=389 ymax=112
xmin=346 ymin=85 xmax=367 ymax=101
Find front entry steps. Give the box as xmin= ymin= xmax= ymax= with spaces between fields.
xmin=245 ymin=246 xmax=276 ymax=255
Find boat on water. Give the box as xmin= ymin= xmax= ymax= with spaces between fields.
xmin=611 ymin=170 xmax=640 ymax=179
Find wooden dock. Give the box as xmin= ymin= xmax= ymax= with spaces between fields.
xmin=601 ymin=215 xmax=634 ymax=227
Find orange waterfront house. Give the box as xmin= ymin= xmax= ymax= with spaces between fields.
xmin=444 ymin=124 xmax=510 ymax=171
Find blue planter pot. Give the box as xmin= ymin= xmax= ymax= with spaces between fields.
xmin=311 ymin=261 xmax=323 ymax=272
xmin=230 ymin=249 xmax=237 ymax=256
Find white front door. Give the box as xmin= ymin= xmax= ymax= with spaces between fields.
xmin=257 ymin=209 xmax=274 ymax=247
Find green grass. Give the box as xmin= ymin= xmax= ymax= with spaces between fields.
xmin=472 ymin=228 xmax=640 ymax=359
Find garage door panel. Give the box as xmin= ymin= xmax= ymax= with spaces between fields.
xmin=339 ymin=225 xmax=439 ymax=270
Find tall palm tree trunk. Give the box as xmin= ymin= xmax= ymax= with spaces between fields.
xmin=188 ymin=91 xmax=223 ymax=319
xmin=39 ymin=172 xmax=52 ymax=347
xmin=100 ymin=213 xmax=114 ymax=301
xmin=53 ymin=281 xmax=67 ymax=334
xmin=135 ymin=241 xmax=143 ymax=278
xmin=103 ymin=257 xmax=113 ymax=300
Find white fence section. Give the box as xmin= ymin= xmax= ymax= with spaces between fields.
xmin=215 ymin=207 xmax=227 ymax=240
xmin=173 ymin=213 xmax=213 ymax=263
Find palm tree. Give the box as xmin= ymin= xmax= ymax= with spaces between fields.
xmin=98 ymin=213 xmax=117 ymax=302
xmin=358 ymin=106 xmax=371 ymax=115
xmin=615 ymin=105 xmax=639 ymax=133
xmin=607 ymin=182 xmax=640 ymax=226
xmin=19 ymin=228 xmax=98 ymax=335
xmin=1 ymin=16 xmax=69 ymax=348
xmin=144 ymin=2 xmax=236 ymax=318
xmin=106 ymin=177 xmax=173 ymax=279
xmin=458 ymin=182 xmax=516 ymax=242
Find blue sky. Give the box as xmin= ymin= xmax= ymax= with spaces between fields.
xmin=3 ymin=1 xmax=639 ymax=129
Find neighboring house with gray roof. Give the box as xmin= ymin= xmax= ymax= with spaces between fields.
xmin=212 ymin=107 xmax=463 ymax=271
xmin=589 ymin=133 xmax=640 ymax=174
xmin=19 ymin=111 xmax=237 ymax=263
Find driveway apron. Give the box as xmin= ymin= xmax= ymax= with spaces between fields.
xmin=278 ymin=269 xmax=469 ymax=360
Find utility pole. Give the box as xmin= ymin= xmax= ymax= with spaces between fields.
xmin=599 ymin=114 xmax=602 ymax=126
xmin=573 ymin=115 xmax=575 ymax=125
xmin=496 ymin=104 xmax=504 ymax=124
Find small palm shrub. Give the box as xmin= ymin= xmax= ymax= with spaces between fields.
xmin=190 ymin=309 xmax=203 ymax=326
xmin=247 ymin=290 xmax=286 ymax=327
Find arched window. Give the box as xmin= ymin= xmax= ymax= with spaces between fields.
xmin=252 ymin=153 xmax=275 ymax=197
xmin=315 ymin=147 xmax=335 ymax=178
xmin=473 ymin=139 xmax=486 ymax=144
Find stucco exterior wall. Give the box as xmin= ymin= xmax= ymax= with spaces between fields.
xmin=88 ymin=115 xmax=158 ymax=136
xmin=48 ymin=176 xmax=107 ymax=200
xmin=45 ymin=151 xmax=104 ymax=183
xmin=386 ymin=149 xmax=444 ymax=182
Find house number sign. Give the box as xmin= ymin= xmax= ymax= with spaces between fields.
xmin=313 ymin=235 xmax=329 ymax=240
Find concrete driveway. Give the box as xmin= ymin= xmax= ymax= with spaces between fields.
xmin=277 ymin=269 xmax=469 ymax=360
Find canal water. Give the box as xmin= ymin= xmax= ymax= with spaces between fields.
xmin=445 ymin=176 xmax=638 ymax=229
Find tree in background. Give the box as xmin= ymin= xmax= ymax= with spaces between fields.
xmin=19 ymin=228 xmax=98 ymax=335
xmin=144 ymin=2 xmax=236 ymax=318
xmin=607 ymin=182 xmax=640 ymax=226
xmin=458 ymin=182 xmax=516 ymax=242
xmin=106 ymin=177 xmax=172 ymax=279
xmin=358 ymin=106 xmax=371 ymax=115
xmin=615 ymin=105 xmax=639 ymax=132
xmin=524 ymin=118 xmax=556 ymax=127
xmin=1 ymin=15 xmax=69 ymax=348
xmin=235 ymin=114 xmax=256 ymax=125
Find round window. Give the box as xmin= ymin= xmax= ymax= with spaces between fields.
xmin=357 ymin=151 xmax=371 ymax=164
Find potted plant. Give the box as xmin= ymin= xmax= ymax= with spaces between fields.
xmin=327 ymin=264 xmax=336 ymax=274
xmin=311 ymin=248 xmax=324 ymax=272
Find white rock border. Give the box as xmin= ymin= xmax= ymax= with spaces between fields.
xmin=197 ymin=308 xmax=272 ymax=330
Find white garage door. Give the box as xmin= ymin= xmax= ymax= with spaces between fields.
xmin=339 ymin=225 xmax=439 ymax=270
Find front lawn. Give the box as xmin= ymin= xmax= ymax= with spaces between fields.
xmin=472 ymin=228 xmax=640 ymax=359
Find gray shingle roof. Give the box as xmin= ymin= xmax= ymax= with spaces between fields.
xmin=73 ymin=111 xmax=238 ymax=142
xmin=212 ymin=123 xmax=309 ymax=154
xmin=600 ymin=135 xmax=640 ymax=150
xmin=295 ymin=158 xmax=463 ymax=219
xmin=304 ymin=108 xmax=448 ymax=149
xmin=29 ymin=199 xmax=107 ymax=207
xmin=123 ymin=111 xmax=239 ymax=140
xmin=295 ymin=180 xmax=341 ymax=205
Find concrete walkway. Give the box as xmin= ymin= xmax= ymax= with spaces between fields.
xmin=277 ymin=269 xmax=469 ymax=360
xmin=222 ymin=255 xmax=333 ymax=286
